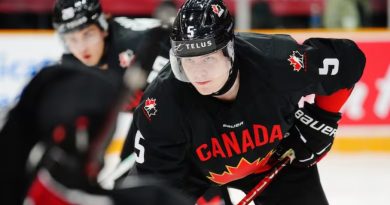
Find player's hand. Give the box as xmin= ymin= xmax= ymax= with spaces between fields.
xmin=277 ymin=102 xmax=341 ymax=167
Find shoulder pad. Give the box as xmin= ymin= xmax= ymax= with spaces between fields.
xmin=235 ymin=32 xmax=299 ymax=59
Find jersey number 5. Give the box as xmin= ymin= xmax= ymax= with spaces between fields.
xmin=134 ymin=130 xmax=145 ymax=163
xmin=187 ymin=26 xmax=195 ymax=38
xmin=319 ymin=58 xmax=339 ymax=75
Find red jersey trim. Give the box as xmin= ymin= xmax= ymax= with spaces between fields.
xmin=315 ymin=88 xmax=353 ymax=113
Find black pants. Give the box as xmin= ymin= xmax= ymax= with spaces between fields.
xmin=228 ymin=165 xmax=328 ymax=205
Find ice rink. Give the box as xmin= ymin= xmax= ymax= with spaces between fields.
xmin=319 ymin=153 xmax=390 ymax=205
xmin=229 ymin=152 xmax=390 ymax=205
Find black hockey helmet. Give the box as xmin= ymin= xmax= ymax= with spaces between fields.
xmin=170 ymin=0 xmax=234 ymax=57
xmin=169 ymin=0 xmax=237 ymax=96
xmin=52 ymin=0 xmax=108 ymax=34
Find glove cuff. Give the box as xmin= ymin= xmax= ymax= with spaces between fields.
xmin=304 ymin=102 xmax=341 ymax=122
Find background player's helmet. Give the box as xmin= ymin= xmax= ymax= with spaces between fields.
xmin=170 ymin=0 xmax=235 ymax=83
xmin=52 ymin=0 xmax=108 ymax=34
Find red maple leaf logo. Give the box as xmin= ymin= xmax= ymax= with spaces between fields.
xmin=143 ymin=98 xmax=157 ymax=118
xmin=119 ymin=49 xmax=135 ymax=69
xmin=288 ymin=51 xmax=304 ymax=72
xmin=211 ymin=4 xmax=224 ymax=17
xmin=207 ymin=151 xmax=274 ymax=185
xmin=145 ymin=98 xmax=156 ymax=107
xmin=197 ymin=196 xmax=223 ymax=205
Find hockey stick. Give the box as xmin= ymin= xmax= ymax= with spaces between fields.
xmin=97 ymin=61 xmax=146 ymax=189
xmin=98 ymin=153 xmax=137 ymax=189
xmin=237 ymin=149 xmax=295 ymax=205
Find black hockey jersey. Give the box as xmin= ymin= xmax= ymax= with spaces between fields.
xmin=127 ymin=33 xmax=365 ymax=197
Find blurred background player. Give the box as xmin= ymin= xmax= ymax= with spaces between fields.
xmin=123 ymin=0 xmax=366 ymax=204
xmin=51 ymin=0 xmax=172 ymax=188
xmin=0 ymin=63 xmax=192 ymax=205
xmin=52 ymin=0 xmax=171 ymax=108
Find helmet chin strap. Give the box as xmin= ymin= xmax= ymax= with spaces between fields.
xmin=210 ymin=63 xmax=238 ymax=96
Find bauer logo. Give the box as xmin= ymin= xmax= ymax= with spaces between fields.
xmin=288 ymin=51 xmax=304 ymax=72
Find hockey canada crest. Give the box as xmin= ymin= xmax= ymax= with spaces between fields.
xmin=143 ymin=98 xmax=158 ymax=119
xmin=288 ymin=51 xmax=304 ymax=72
xmin=119 ymin=49 xmax=135 ymax=69
xmin=211 ymin=4 xmax=224 ymax=17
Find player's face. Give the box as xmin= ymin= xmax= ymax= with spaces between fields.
xmin=181 ymin=51 xmax=231 ymax=95
xmin=63 ymin=24 xmax=107 ymax=66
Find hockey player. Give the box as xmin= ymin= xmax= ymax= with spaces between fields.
xmin=123 ymin=0 xmax=366 ymax=204
xmin=52 ymin=0 xmax=171 ymax=110
xmin=0 ymin=64 xmax=192 ymax=205
xmin=51 ymin=0 xmax=172 ymax=188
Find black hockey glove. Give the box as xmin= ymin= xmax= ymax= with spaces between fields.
xmin=276 ymin=102 xmax=341 ymax=167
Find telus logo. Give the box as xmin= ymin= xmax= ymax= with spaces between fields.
xmin=175 ymin=40 xmax=213 ymax=52
xmin=184 ymin=40 xmax=213 ymax=50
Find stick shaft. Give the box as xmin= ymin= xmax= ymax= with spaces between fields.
xmin=238 ymin=149 xmax=295 ymax=205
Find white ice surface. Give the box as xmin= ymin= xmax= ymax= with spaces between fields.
xmin=229 ymin=153 xmax=390 ymax=205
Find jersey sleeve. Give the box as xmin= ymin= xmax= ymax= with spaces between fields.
xmin=301 ymin=38 xmax=366 ymax=95
xmin=112 ymin=17 xmax=170 ymax=74
xmin=135 ymin=26 xmax=171 ymax=74
xmin=112 ymin=18 xmax=171 ymax=111
xmin=256 ymin=34 xmax=366 ymax=96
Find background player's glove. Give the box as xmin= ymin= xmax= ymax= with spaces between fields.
xmin=276 ymin=102 xmax=341 ymax=167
